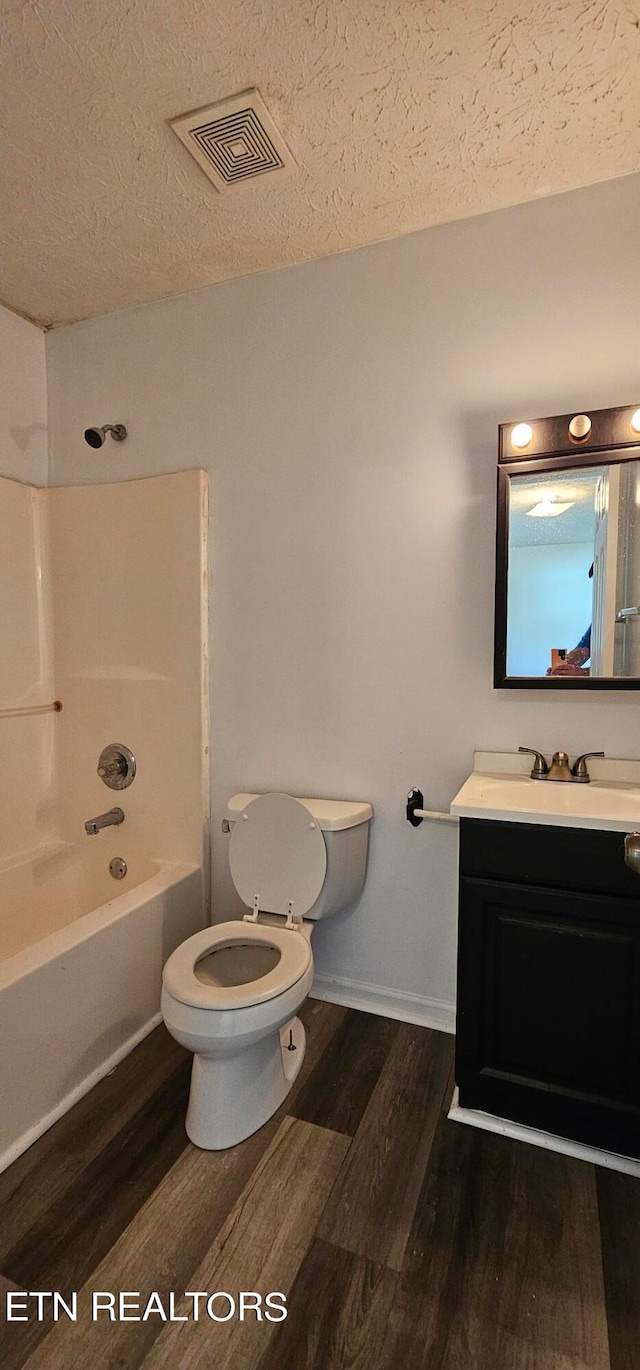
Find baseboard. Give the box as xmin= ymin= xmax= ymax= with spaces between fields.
xmin=448 ymin=1086 xmax=640 ymax=1178
xmin=310 ymin=972 xmax=455 ymax=1034
xmin=0 ymin=1012 xmax=162 ymax=1176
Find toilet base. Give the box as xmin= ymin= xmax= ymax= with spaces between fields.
xmin=185 ymin=1016 xmax=306 ymax=1150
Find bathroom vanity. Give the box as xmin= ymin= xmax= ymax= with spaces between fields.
xmin=451 ymin=753 xmax=640 ymax=1164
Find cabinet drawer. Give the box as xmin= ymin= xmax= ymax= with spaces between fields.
xmin=460 ymin=817 xmax=640 ymax=901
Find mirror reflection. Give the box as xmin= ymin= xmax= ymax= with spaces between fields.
xmin=506 ymin=460 xmax=640 ymax=679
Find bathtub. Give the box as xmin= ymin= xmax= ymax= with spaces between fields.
xmin=0 ymin=842 xmax=204 ymax=1172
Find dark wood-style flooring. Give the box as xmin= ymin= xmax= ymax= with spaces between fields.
xmin=0 ymin=999 xmax=638 ymax=1368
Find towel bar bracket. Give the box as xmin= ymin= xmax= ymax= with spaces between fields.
xmin=406 ymin=786 xmax=459 ymax=827
xmin=407 ymin=787 xmax=425 ymax=826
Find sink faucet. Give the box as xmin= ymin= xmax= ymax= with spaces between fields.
xmin=84 ymin=806 xmax=125 ymax=835
xmin=546 ymin=751 xmax=574 ymax=782
xmin=519 ymin=747 xmax=604 ymax=783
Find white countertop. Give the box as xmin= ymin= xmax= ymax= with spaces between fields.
xmin=450 ymin=752 xmax=640 ymax=832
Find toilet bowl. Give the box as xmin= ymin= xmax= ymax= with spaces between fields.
xmin=162 ymin=791 xmax=372 ymax=1150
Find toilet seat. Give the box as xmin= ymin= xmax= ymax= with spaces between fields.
xmin=162 ymin=921 xmax=312 ymax=1011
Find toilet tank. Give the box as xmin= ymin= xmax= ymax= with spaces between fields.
xmin=226 ymin=793 xmax=373 ymax=920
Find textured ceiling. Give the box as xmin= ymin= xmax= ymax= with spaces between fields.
xmin=510 ymin=468 xmax=600 ymax=546
xmin=1 ymin=0 xmax=640 ymax=327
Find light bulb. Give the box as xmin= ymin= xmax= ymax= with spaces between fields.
xmin=511 ymin=423 xmax=533 ymax=450
xmin=630 ymin=408 xmax=640 ymax=436
xmin=526 ymin=498 xmax=575 ymax=518
xmin=569 ymin=414 xmax=591 ymax=440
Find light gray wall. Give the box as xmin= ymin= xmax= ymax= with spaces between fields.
xmin=45 ymin=173 xmax=640 ymax=1023
xmin=0 ymin=304 xmax=47 ymax=485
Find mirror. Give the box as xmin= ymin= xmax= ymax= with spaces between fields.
xmin=496 ymin=453 xmax=640 ymax=687
xmin=508 ymin=460 xmax=640 ymax=679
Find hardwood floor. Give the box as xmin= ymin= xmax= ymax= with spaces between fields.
xmin=0 ymin=999 xmax=637 ymax=1368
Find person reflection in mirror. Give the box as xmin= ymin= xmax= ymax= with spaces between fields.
xmin=547 ymin=564 xmax=593 ymax=677
xmin=547 ymin=627 xmax=590 ymax=676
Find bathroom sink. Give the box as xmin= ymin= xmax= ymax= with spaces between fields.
xmin=451 ymin=756 xmax=640 ymax=832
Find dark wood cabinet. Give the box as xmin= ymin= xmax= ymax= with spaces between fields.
xmin=456 ymin=818 xmax=640 ymax=1158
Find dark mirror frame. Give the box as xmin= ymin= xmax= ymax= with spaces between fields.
xmin=494 ymin=403 xmax=640 ymax=690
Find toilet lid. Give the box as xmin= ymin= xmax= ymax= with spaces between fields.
xmin=229 ymin=793 xmax=327 ymax=918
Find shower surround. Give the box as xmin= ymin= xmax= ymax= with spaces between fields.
xmin=0 ymin=470 xmax=209 ymax=1170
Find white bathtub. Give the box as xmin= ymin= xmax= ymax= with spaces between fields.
xmin=0 ymin=842 xmax=204 ymax=1172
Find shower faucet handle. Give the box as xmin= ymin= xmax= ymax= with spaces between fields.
xmin=97 ymin=743 xmax=137 ymax=790
xmin=518 ymin=746 xmax=550 ymax=779
xmin=98 ymin=756 xmax=125 ymax=780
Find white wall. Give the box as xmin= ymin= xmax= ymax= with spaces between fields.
xmin=45 ymin=172 xmax=640 ymax=1025
xmin=507 ymin=542 xmax=593 ymax=677
xmin=0 ymin=304 xmax=47 ymax=484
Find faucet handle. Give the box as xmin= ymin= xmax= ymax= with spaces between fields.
xmin=518 ymin=746 xmax=550 ymax=779
xmin=571 ymin=751 xmax=605 ymax=781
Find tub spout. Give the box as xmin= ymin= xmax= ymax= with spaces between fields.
xmin=84 ymin=807 xmax=125 ymax=836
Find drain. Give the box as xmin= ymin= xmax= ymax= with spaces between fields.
xmin=109 ymin=857 xmax=127 ymax=880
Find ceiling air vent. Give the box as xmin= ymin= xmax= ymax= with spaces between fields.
xmin=170 ymin=89 xmax=294 ymax=193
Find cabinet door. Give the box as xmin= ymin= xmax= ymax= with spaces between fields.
xmin=456 ymin=877 xmax=640 ymax=1156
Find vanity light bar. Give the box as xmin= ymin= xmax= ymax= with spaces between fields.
xmin=499 ymin=404 xmax=640 ymax=463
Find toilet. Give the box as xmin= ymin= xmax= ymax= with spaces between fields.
xmin=161 ymin=791 xmax=372 ymax=1150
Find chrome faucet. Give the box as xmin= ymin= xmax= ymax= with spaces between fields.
xmin=519 ymin=747 xmax=604 ymax=783
xmin=84 ymin=806 xmax=125 ymax=836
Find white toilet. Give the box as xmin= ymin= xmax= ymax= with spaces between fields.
xmin=161 ymin=791 xmax=372 ymax=1150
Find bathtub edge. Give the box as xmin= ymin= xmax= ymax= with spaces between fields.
xmin=0 ymin=1010 xmax=162 ymax=1175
